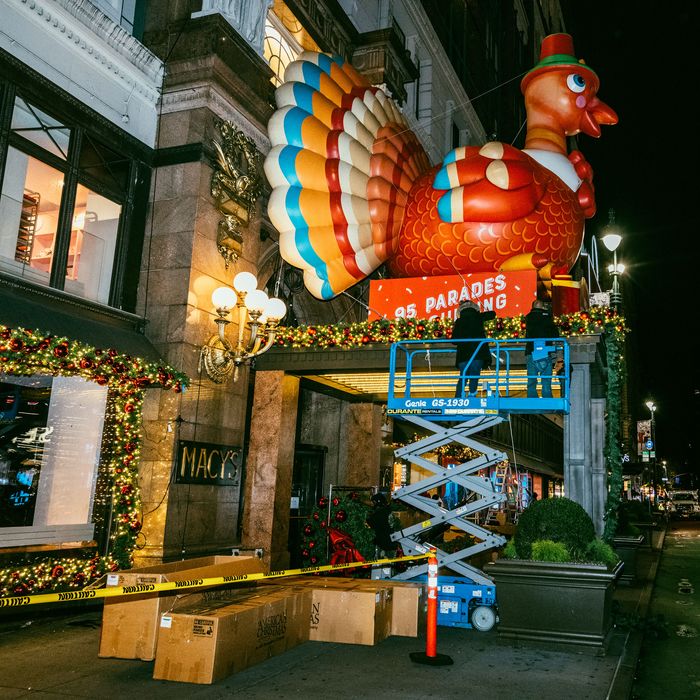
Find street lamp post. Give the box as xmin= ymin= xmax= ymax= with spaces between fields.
xmin=646 ymin=400 xmax=657 ymax=508
xmin=601 ymin=210 xmax=625 ymax=308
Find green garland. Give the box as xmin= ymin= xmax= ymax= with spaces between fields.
xmin=275 ymin=306 xmax=628 ymax=348
xmin=1 ymin=306 xmax=628 ymax=596
xmin=602 ymin=333 xmax=625 ymax=542
xmin=0 ymin=325 xmax=188 ymax=597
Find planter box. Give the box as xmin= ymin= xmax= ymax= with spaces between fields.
xmin=613 ymin=534 xmax=644 ymax=584
xmin=484 ymin=558 xmax=623 ymax=649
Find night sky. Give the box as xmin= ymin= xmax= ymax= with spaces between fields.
xmin=561 ymin=2 xmax=699 ymax=474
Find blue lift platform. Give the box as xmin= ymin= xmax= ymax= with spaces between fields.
xmin=384 ymin=337 xmax=570 ymax=631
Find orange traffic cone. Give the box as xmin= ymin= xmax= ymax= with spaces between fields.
xmin=409 ymin=550 xmax=453 ymax=666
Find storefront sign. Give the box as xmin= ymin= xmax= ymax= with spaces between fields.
xmin=175 ymin=440 xmax=242 ymax=486
xmin=367 ymin=270 xmax=537 ymax=320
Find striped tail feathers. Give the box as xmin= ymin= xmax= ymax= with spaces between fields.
xmin=434 ymin=141 xmax=544 ymax=223
xmin=265 ymin=52 xmax=429 ymax=299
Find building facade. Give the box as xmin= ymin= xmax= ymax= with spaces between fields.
xmin=2 ymin=1 xmax=607 ymax=588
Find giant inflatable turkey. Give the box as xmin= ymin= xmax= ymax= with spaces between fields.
xmin=264 ymin=33 xmax=617 ymax=301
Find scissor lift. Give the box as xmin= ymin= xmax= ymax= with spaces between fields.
xmin=385 ymin=337 xmax=570 ymax=629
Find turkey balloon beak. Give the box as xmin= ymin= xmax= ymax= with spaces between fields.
xmin=581 ymin=97 xmax=618 ymax=137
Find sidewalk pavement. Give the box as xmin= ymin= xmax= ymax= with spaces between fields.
xmin=0 ymin=530 xmax=664 ymax=700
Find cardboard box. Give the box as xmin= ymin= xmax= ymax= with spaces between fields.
xmin=263 ymin=576 xmax=393 ymax=644
xmin=152 ymin=587 xmax=311 ymax=684
xmin=98 ymin=555 xmax=265 ymax=661
xmin=307 ymin=584 xmax=393 ymax=645
xmin=352 ymin=579 xmax=427 ymax=637
xmin=267 ymin=575 xmax=426 ymax=638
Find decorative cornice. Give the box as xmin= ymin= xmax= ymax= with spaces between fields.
xmin=17 ymin=0 xmax=163 ymax=97
xmin=159 ymin=84 xmax=270 ymax=154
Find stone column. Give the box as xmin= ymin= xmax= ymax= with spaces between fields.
xmin=563 ymin=336 xmax=606 ymax=532
xmin=564 ymin=360 xmax=591 ymax=511
xmin=339 ymin=403 xmax=383 ymax=486
xmin=590 ymin=397 xmax=607 ymax=535
xmin=242 ymin=370 xmax=300 ymax=569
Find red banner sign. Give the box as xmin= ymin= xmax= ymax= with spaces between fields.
xmin=367 ymin=271 xmax=537 ymax=321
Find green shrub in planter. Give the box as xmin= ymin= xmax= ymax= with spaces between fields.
xmin=585 ymin=538 xmax=619 ymax=567
xmin=531 ymin=539 xmax=569 ymax=562
xmin=514 ymin=497 xmax=595 ymax=560
xmin=502 ymin=538 xmax=518 ymax=559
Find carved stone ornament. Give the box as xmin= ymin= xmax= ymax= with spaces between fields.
xmin=210 ymin=118 xmax=263 ymax=267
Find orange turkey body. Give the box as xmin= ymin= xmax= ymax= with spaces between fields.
xmin=389 ymin=156 xmax=585 ymax=279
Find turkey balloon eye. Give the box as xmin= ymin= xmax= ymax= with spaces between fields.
xmin=567 ymin=73 xmax=586 ymax=93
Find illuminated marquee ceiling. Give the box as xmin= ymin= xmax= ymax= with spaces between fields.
xmin=256 ymin=346 xmax=531 ymax=402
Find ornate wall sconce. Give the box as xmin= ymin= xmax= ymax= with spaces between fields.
xmin=199 ymin=271 xmax=287 ymax=383
xmin=210 ymin=119 xmax=263 ymax=268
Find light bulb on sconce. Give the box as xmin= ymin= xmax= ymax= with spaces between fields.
xmin=199 ymin=272 xmax=286 ymax=383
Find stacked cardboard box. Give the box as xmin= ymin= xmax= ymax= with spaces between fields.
xmin=152 ymin=585 xmax=311 ymax=684
xmin=268 ymin=576 xmax=396 ymax=645
xmin=98 ymin=555 xmax=265 ymax=661
xmin=351 ymin=578 xmax=427 ymax=637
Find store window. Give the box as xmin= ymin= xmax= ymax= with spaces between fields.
xmin=65 ymin=185 xmax=121 ymax=302
xmin=0 ymin=375 xmax=108 ymax=545
xmin=0 ymin=148 xmax=64 ymax=287
xmin=0 ymin=94 xmax=136 ymax=306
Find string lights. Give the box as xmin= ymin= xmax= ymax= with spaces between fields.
xmin=0 ymin=305 xmax=628 ymax=597
xmin=0 ymin=324 xmax=188 ymax=597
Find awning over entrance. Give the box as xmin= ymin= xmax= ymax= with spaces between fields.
xmin=0 ymin=275 xmax=164 ymax=363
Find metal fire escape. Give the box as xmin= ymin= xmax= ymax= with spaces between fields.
xmin=386 ymin=337 xmax=570 ymax=585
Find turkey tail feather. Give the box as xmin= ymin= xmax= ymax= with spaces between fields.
xmin=265 ymin=52 xmax=430 ymax=299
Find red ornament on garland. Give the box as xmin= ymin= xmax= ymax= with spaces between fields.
xmin=303 ymin=524 xmax=313 ymax=535
xmin=53 ymin=343 xmax=68 ymax=357
xmin=335 ymin=509 xmax=347 ymax=522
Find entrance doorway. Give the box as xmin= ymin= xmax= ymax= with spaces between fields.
xmin=288 ymin=444 xmax=326 ymax=567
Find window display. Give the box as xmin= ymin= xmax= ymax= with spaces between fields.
xmin=0 ymin=374 xmax=108 ymax=544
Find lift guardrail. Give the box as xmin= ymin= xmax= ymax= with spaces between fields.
xmin=387 ymin=337 xmax=569 ymax=420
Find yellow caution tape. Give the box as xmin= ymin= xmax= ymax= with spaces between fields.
xmin=0 ymin=553 xmax=430 ymax=607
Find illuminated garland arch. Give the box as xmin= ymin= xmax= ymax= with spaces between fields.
xmin=0 ymin=325 xmax=188 ymax=597
xmin=0 ymin=307 xmax=627 ymax=596
xmin=274 ymin=306 xmax=628 ymax=348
